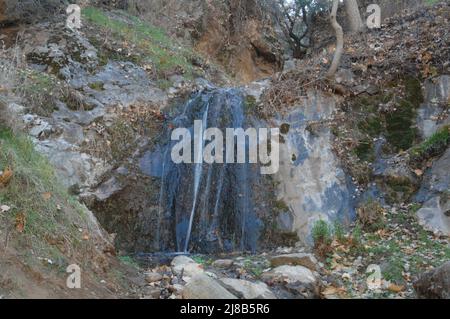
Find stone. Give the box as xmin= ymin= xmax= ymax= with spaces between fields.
xmin=416 ymin=196 xmax=450 ymax=236
xmin=414 ymin=262 xmax=450 ymax=299
xmin=171 ymin=256 xmax=204 ymax=277
xmin=335 ymin=68 xmax=354 ymax=85
xmin=417 ymin=75 xmax=450 ymax=139
xmin=182 ymin=274 xmax=237 ymax=299
xmin=416 ymin=147 xmax=450 ymax=203
xmin=269 ymin=253 xmax=318 ymax=271
xmin=93 ymin=177 xmax=123 ymax=201
xmin=274 ymin=92 xmax=356 ymax=245
xmin=261 ymin=265 xmax=317 ymax=285
xmin=145 ymin=272 xmax=163 ymax=283
xmin=142 ymin=286 xmax=162 ymax=299
xmin=29 ymin=120 xmax=53 ymax=138
xmin=34 ymin=139 xmax=111 ymax=189
xmin=212 ymin=259 xmax=234 ymax=269
xmin=219 ymin=278 xmax=276 ymax=299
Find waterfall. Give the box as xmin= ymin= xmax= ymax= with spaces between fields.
xmin=156 ymin=88 xmax=262 ymax=253
xmin=184 ymin=101 xmax=210 ymax=252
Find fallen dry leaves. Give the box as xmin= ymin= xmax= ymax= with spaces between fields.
xmin=15 ymin=212 xmax=26 ymax=233
xmin=42 ymin=192 xmax=52 ymax=201
xmin=0 ymin=167 xmax=13 ymax=187
xmin=388 ymin=284 xmax=405 ymax=293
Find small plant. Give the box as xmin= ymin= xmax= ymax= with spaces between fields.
xmin=357 ymin=199 xmax=386 ymax=232
xmin=333 ymin=221 xmax=346 ymax=244
xmin=118 ymin=256 xmax=139 ymax=269
xmin=312 ymin=220 xmax=333 ymax=258
xmin=243 ymin=259 xmax=264 ymax=278
xmin=410 ymin=125 xmax=450 ymax=163
xmin=350 ymin=224 xmax=363 ymax=248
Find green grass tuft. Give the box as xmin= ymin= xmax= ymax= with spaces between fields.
xmin=82 ymin=7 xmax=197 ymax=78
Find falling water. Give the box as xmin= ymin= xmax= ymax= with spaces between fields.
xmin=156 ymin=88 xmax=262 ymax=253
xmin=184 ymin=101 xmax=210 ymax=252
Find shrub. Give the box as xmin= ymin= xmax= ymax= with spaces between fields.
xmin=312 ymin=220 xmax=333 ymax=258
xmin=410 ymin=125 xmax=450 ymax=164
xmin=357 ymin=199 xmax=386 ymax=232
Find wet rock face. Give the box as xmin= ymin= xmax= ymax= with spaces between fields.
xmin=415 ymin=146 xmax=450 ymax=236
xmin=414 ymin=261 xmax=450 ymax=299
xmin=274 ymin=91 xmax=356 ymax=244
xmin=416 ymin=145 xmax=450 ymax=199
xmin=417 ymin=75 xmax=450 ymax=139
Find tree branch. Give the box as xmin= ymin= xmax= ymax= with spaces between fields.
xmin=326 ymin=0 xmax=344 ymax=79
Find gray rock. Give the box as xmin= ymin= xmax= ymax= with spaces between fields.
xmin=34 ymin=139 xmax=111 ymax=189
xmin=274 ymin=91 xmax=356 ymax=244
xmin=373 ymin=153 xmax=417 ymax=185
xmin=29 ymin=120 xmax=53 ymax=138
xmin=212 ymin=259 xmax=234 ymax=269
xmin=241 ymin=78 xmax=271 ymax=103
xmin=416 ymin=147 xmax=450 ymax=203
xmin=58 ymin=122 xmax=85 ymax=145
xmin=171 ymin=256 xmax=204 ymax=277
xmin=145 ymin=272 xmax=163 ymax=283
xmin=182 ymin=274 xmax=237 ymax=299
xmin=414 ymin=262 xmax=450 ymax=299
xmin=417 ymin=75 xmax=450 ymax=139
xmin=417 ymin=196 xmax=450 ymax=236
xmin=269 ymin=253 xmax=318 ymax=271
xmin=261 ymin=265 xmax=317 ymax=285
xmin=335 ymin=69 xmax=354 ymax=85
xmin=219 ymin=278 xmax=276 ymax=299
xmin=93 ymin=177 xmax=123 ymax=201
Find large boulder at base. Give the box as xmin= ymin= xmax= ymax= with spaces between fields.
xmin=261 ymin=265 xmax=317 ymax=285
xmin=219 ymin=278 xmax=276 ymax=299
xmin=414 ymin=262 xmax=450 ymax=299
xmin=171 ymin=255 xmax=204 ymax=277
xmin=261 ymin=265 xmax=320 ymax=299
xmin=182 ymin=274 xmax=237 ymax=299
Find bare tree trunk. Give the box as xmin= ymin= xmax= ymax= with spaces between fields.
xmin=326 ymin=0 xmax=344 ymax=79
xmin=345 ymin=0 xmax=364 ymax=33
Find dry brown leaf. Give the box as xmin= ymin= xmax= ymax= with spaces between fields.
xmin=388 ymin=284 xmax=405 ymax=293
xmin=0 ymin=168 xmax=13 ymax=187
xmin=15 ymin=212 xmax=26 ymax=233
xmin=42 ymin=192 xmax=52 ymax=200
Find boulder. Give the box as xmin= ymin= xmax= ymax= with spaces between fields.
xmin=269 ymin=253 xmax=318 ymax=271
xmin=416 ymin=196 xmax=450 ymax=237
xmin=182 ymin=274 xmax=237 ymax=299
xmin=145 ymin=272 xmax=163 ymax=284
xmin=261 ymin=265 xmax=317 ymax=285
xmin=219 ymin=278 xmax=276 ymax=299
xmin=212 ymin=259 xmax=234 ymax=269
xmin=414 ymin=262 xmax=450 ymax=299
xmin=416 ymin=147 xmax=450 ymax=203
xmin=171 ymin=256 xmax=204 ymax=277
